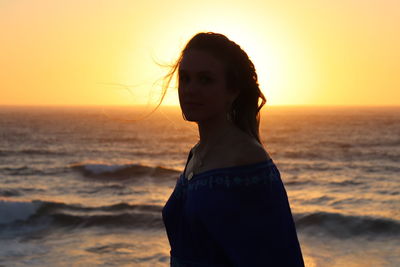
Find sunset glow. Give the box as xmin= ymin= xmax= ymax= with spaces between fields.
xmin=1 ymin=0 xmax=399 ymax=106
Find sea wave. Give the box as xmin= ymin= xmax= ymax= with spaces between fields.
xmin=1 ymin=200 xmax=399 ymax=239
xmin=1 ymin=166 xmax=42 ymax=176
xmin=0 ymin=189 xmax=21 ymax=197
xmin=0 ymin=166 xmax=60 ymax=176
xmin=0 ymin=187 xmax=45 ymax=197
xmin=281 ymin=147 xmax=400 ymax=163
xmin=0 ymin=200 xmax=41 ymax=224
xmin=0 ymin=148 xmax=67 ymax=157
xmin=317 ymin=139 xmax=400 ymax=148
xmin=70 ymin=162 xmax=179 ymax=179
xmin=0 ymin=200 xmax=164 ymax=229
xmin=294 ymin=211 xmax=400 ymax=238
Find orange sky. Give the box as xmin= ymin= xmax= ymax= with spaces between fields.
xmin=1 ymin=0 xmax=399 ymax=106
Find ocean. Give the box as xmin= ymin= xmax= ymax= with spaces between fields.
xmin=0 ymin=105 xmax=399 ymax=267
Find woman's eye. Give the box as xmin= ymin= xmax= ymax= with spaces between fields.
xmin=199 ymin=76 xmax=212 ymax=84
xmin=179 ymin=74 xmax=212 ymax=85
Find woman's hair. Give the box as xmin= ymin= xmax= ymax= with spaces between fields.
xmin=161 ymin=32 xmax=267 ymax=144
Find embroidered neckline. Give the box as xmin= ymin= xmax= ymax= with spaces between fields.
xmin=181 ymin=158 xmax=275 ymax=183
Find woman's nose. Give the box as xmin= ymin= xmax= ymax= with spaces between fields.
xmin=181 ymin=82 xmax=200 ymax=94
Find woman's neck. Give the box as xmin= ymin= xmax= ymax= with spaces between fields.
xmin=196 ymin=114 xmax=240 ymax=149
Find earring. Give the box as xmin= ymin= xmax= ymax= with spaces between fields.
xmin=227 ymin=107 xmax=236 ymax=122
xmin=232 ymin=108 xmax=237 ymax=119
xmin=226 ymin=110 xmax=232 ymax=122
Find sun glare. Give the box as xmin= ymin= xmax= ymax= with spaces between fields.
xmin=131 ymin=4 xmax=321 ymax=108
xmin=1 ymin=0 xmax=398 ymax=106
xmin=135 ymin=22 xmax=282 ymax=107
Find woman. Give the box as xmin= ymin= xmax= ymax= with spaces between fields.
xmin=162 ymin=32 xmax=304 ymax=267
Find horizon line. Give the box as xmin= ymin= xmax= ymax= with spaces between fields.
xmin=0 ymin=104 xmax=399 ymax=108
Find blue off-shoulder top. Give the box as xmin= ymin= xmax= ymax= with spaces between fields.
xmin=162 ymin=150 xmax=305 ymax=267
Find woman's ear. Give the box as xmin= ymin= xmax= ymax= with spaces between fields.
xmin=229 ymin=87 xmax=240 ymax=104
xmin=225 ymin=89 xmax=239 ymax=112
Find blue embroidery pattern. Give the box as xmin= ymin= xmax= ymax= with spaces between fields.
xmin=172 ymin=165 xmax=280 ymax=200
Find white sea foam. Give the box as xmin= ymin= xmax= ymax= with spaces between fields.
xmin=0 ymin=200 xmax=40 ymax=224
xmin=82 ymin=163 xmax=128 ymax=175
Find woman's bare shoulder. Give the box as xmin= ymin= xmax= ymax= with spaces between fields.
xmin=232 ymin=137 xmax=271 ymax=166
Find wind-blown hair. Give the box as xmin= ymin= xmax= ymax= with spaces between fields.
xmin=161 ymin=32 xmax=267 ymax=144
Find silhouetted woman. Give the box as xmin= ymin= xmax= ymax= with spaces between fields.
xmin=162 ymin=32 xmax=304 ymax=267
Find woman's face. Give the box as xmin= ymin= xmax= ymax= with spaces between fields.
xmin=178 ymin=49 xmax=237 ymax=122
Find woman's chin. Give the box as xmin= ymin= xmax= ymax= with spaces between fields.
xmin=184 ymin=114 xmax=201 ymax=122
xmin=182 ymin=111 xmax=206 ymax=122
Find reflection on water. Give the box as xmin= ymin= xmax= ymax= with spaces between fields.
xmin=0 ymin=106 xmax=399 ymax=266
